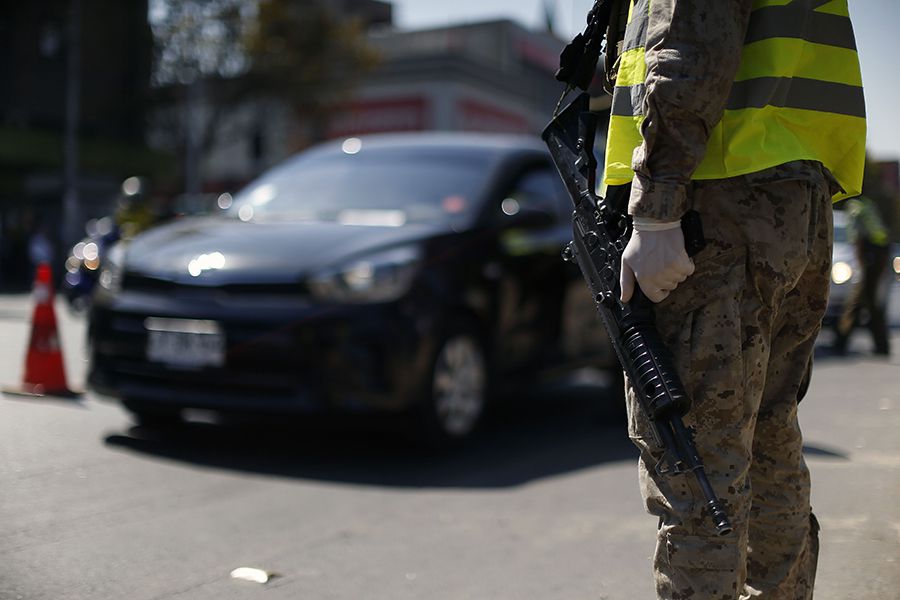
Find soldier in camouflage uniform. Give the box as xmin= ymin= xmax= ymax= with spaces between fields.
xmin=607 ymin=0 xmax=866 ymax=598
xmin=626 ymin=163 xmax=833 ymax=599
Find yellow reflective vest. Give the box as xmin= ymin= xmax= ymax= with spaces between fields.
xmin=846 ymin=196 xmax=889 ymax=246
xmin=603 ymin=0 xmax=866 ymax=200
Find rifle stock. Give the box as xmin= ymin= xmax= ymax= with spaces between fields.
xmin=542 ymin=93 xmax=732 ymax=536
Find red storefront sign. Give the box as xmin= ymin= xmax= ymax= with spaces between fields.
xmin=328 ymin=96 xmax=428 ymax=138
xmin=457 ymin=99 xmax=531 ymax=134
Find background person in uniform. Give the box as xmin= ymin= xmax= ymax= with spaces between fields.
xmin=604 ymin=0 xmax=865 ymax=598
xmin=834 ymin=194 xmax=892 ymax=355
xmin=114 ymin=176 xmax=158 ymax=240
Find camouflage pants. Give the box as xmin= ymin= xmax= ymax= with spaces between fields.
xmin=626 ymin=164 xmax=833 ymax=599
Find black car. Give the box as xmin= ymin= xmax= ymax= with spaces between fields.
xmin=88 ymin=133 xmax=617 ymax=442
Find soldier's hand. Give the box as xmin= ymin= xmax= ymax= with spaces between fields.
xmin=620 ymin=221 xmax=695 ymax=304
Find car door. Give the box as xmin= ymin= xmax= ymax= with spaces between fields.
xmin=490 ymin=163 xmax=572 ymax=371
xmin=552 ymin=178 xmax=617 ymax=370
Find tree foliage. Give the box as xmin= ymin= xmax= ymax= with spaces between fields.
xmin=149 ymin=0 xmax=253 ymax=86
xmin=245 ymin=0 xmax=380 ymax=120
xmin=148 ymin=0 xmax=380 ymax=180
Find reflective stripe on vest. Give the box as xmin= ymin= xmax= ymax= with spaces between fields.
xmin=603 ymin=0 xmax=866 ymax=200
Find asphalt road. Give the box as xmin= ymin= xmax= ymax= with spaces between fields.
xmin=1 ymin=289 xmax=899 ymax=600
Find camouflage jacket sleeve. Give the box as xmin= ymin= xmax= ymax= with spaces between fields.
xmin=627 ymin=0 xmax=753 ymax=221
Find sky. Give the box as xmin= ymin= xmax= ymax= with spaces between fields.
xmin=390 ymin=0 xmax=900 ymax=162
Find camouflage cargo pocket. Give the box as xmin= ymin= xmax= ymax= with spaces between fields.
xmin=662 ymin=530 xmax=743 ymax=571
xmin=627 ymin=244 xmax=748 ymax=444
xmin=654 ymin=530 xmax=745 ymax=598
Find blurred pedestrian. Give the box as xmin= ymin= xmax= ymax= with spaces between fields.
xmin=834 ymin=195 xmax=892 ymax=355
xmin=602 ymin=0 xmax=865 ymax=598
xmin=27 ymin=221 xmax=54 ymax=274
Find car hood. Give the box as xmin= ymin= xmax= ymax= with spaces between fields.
xmin=124 ymin=217 xmax=445 ymax=284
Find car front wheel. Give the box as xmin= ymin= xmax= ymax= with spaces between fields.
xmin=419 ymin=328 xmax=488 ymax=445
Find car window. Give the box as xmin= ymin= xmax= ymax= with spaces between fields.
xmin=229 ymin=150 xmax=493 ymax=229
xmin=500 ymin=167 xmax=568 ymax=224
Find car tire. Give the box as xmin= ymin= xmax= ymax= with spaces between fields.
xmin=122 ymin=400 xmax=182 ymax=429
xmin=416 ymin=323 xmax=489 ymax=446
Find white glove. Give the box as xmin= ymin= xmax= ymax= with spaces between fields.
xmin=620 ymin=218 xmax=695 ymax=304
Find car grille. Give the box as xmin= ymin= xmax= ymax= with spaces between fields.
xmin=122 ymin=273 xmax=311 ymax=295
xmin=91 ymin=279 xmax=405 ymax=410
xmin=92 ymin=308 xmax=317 ymax=402
xmin=121 ymin=274 xmax=312 ymax=308
xmin=111 ymin=358 xmax=298 ymax=396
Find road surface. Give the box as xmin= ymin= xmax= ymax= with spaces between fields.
xmin=1 ymin=290 xmax=898 ymax=599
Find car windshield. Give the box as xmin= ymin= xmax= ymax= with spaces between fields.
xmin=228 ymin=148 xmax=492 ymax=229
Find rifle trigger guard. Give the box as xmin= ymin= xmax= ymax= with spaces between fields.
xmin=654 ymin=452 xmax=686 ymax=477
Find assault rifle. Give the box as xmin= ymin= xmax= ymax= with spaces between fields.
xmin=542 ymin=93 xmax=732 ymax=536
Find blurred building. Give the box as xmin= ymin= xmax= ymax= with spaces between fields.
xmin=330 ymin=20 xmax=565 ymax=137
xmin=0 ymin=1 xmax=155 ymax=287
xmin=200 ymin=18 xmax=570 ymax=192
xmin=333 ymin=0 xmax=393 ymax=27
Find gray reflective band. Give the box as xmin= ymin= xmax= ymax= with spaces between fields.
xmin=727 ymin=77 xmax=866 ymax=118
xmin=611 ymin=84 xmax=646 ymax=117
xmin=747 ymin=4 xmax=856 ymax=49
xmin=622 ymin=0 xmax=650 ymax=53
xmin=613 ymin=78 xmax=865 ymax=119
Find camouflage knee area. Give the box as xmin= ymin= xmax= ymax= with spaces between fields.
xmin=655 ymin=528 xmax=748 ymax=599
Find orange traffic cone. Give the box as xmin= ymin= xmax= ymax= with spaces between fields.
xmin=3 ymin=263 xmax=81 ymax=398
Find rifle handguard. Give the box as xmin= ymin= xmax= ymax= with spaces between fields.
xmin=543 ymin=92 xmax=732 ymax=537
xmin=619 ymin=314 xmax=690 ymax=419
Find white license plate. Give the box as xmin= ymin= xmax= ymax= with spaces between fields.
xmin=145 ymin=317 xmax=225 ymax=369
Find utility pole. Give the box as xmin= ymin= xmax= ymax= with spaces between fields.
xmin=542 ymin=0 xmax=556 ymax=34
xmin=62 ymin=0 xmax=82 ymax=247
xmin=184 ymin=77 xmax=202 ymax=200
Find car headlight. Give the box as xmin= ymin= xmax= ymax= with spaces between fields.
xmin=831 ymin=261 xmax=853 ymax=285
xmin=309 ymin=245 xmax=422 ymax=303
xmin=98 ymin=243 xmax=126 ymax=294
